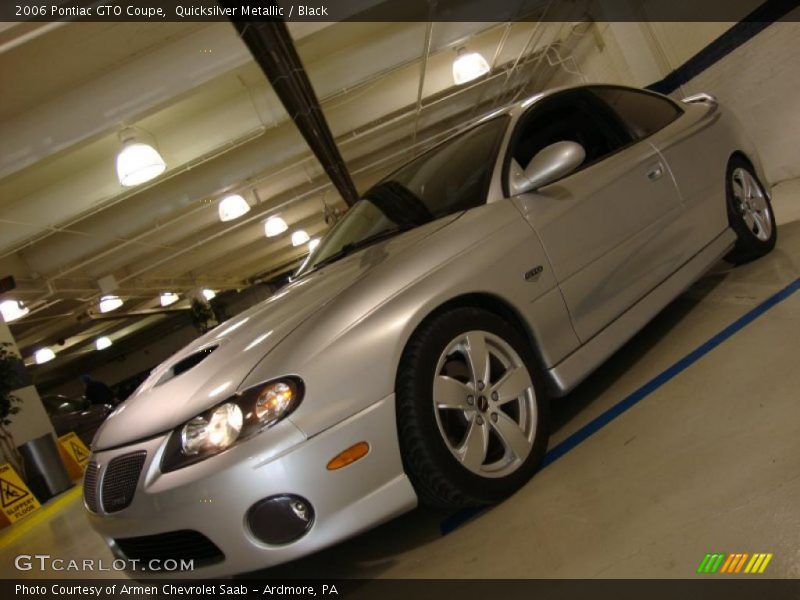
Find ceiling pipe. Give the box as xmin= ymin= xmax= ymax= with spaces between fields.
xmin=411 ymin=10 xmax=436 ymax=150
xmin=225 ymin=15 xmax=360 ymax=206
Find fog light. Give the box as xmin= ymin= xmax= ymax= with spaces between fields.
xmin=247 ymin=495 xmax=314 ymax=545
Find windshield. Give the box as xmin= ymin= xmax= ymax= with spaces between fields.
xmin=296 ymin=116 xmax=508 ymax=276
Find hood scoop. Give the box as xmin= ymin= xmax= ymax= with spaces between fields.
xmin=156 ymin=346 xmax=217 ymax=387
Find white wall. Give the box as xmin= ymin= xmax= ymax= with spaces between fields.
xmin=678 ymin=22 xmax=800 ymax=183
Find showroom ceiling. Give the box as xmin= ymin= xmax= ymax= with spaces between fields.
xmin=0 ymin=15 xmax=591 ymax=378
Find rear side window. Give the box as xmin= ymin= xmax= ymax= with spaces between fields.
xmin=510 ymin=90 xmax=631 ymax=172
xmin=591 ymin=87 xmax=682 ymax=140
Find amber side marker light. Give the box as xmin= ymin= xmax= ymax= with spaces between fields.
xmin=327 ymin=441 xmax=370 ymax=470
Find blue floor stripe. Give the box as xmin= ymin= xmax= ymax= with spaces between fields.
xmin=440 ymin=276 xmax=800 ymax=536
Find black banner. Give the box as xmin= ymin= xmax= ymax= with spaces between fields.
xmin=4 ymin=579 xmax=800 ymax=600
xmin=2 ymin=0 xmax=800 ymax=22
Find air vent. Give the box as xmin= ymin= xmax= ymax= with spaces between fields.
xmin=114 ymin=530 xmax=224 ymax=567
xmin=156 ymin=346 xmax=217 ymax=386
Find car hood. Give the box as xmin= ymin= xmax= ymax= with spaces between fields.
xmin=91 ymin=217 xmax=456 ymax=450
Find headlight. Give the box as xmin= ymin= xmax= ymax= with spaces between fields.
xmin=161 ymin=377 xmax=303 ymax=472
xmin=180 ymin=402 xmax=243 ymax=456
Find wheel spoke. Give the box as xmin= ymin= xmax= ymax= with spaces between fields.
xmin=490 ymin=411 xmax=531 ymax=460
xmin=732 ymin=178 xmax=745 ymax=202
xmin=742 ymin=210 xmax=756 ymax=231
xmin=464 ymin=332 xmax=490 ymax=385
xmin=434 ymin=376 xmax=471 ymax=410
xmin=741 ymin=170 xmax=753 ymax=199
xmin=751 ymin=210 xmax=770 ymax=239
xmin=491 ymin=366 xmax=532 ymax=404
xmin=458 ymin=416 xmax=488 ymax=470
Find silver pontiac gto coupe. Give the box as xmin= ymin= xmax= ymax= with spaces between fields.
xmin=85 ymin=84 xmax=775 ymax=576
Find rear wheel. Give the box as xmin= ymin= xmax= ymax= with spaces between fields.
xmin=725 ymin=157 xmax=776 ymax=264
xmin=396 ymin=307 xmax=549 ymax=508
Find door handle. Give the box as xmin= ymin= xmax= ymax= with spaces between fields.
xmin=646 ymin=163 xmax=664 ymax=181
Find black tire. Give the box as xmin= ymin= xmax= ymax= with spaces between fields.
xmin=724 ymin=156 xmax=776 ymax=265
xmin=396 ymin=307 xmax=549 ymax=508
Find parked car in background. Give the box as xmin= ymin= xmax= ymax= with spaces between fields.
xmin=42 ymin=394 xmax=114 ymax=447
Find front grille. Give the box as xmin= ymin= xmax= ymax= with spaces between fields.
xmin=83 ymin=462 xmax=99 ymax=512
xmin=114 ymin=530 xmax=224 ymax=567
xmin=101 ymin=451 xmax=146 ymax=513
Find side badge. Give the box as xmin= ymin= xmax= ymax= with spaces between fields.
xmin=524 ymin=265 xmax=544 ymax=282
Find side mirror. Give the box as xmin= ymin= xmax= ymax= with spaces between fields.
xmin=510 ymin=141 xmax=586 ymax=194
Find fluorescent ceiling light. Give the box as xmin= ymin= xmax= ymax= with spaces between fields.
xmin=201 ymin=289 xmax=216 ymax=301
xmin=34 ymin=348 xmax=55 ymax=364
xmin=218 ymin=194 xmax=250 ymax=222
xmin=99 ymin=295 xmax=123 ymax=313
xmin=308 ymin=238 xmax=320 ymax=251
xmin=96 ymin=336 xmax=112 ymax=351
xmin=0 ymin=300 xmax=29 ymax=323
xmin=264 ymin=217 xmax=288 ymax=238
xmin=116 ymin=129 xmax=166 ymax=187
xmin=291 ymin=230 xmax=310 ymax=247
xmin=160 ymin=292 xmax=179 ymax=307
xmin=452 ymin=48 xmax=490 ymax=85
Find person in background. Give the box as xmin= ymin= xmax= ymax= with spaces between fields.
xmin=80 ymin=374 xmax=115 ymax=406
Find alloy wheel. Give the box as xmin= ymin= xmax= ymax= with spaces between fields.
xmin=732 ymin=167 xmax=773 ymax=241
xmin=432 ymin=330 xmax=537 ymax=478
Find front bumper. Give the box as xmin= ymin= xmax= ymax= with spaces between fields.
xmin=85 ymin=394 xmax=417 ymax=577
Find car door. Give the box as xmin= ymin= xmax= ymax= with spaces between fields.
xmin=507 ymin=88 xmax=685 ymax=342
xmin=598 ymin=87 xmax=731 ymax=259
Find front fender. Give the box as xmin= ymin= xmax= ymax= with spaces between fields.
xmin=240 ymin=200 xmax=579 ymax=437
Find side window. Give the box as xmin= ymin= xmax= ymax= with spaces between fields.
xmin=592 ymin=87 xmax=682 ymax=139
xmin=510 ymin=91 xmax=631 ymax=175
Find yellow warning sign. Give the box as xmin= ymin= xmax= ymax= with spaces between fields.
xmin=0 ymin=463 xmax=41 ymax=524
xmin=58 ymin=432 xmax=89 ymax=465
xmin=58 ymin=432 xmax=90 ymax=479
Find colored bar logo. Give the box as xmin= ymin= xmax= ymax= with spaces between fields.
xmin=697 ymin=552 xmax=773 ymax=574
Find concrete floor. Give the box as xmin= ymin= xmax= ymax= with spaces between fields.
xmin=2 ymin=180 xmax=799 ymax=580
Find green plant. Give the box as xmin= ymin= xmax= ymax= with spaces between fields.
xmin=190 ymin=298 xmax=217 ymax=333
xmin=0 ymin=342 xmax=24 ymax=475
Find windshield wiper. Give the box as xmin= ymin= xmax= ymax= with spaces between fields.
xmin=306 ymin=225 xmax=416 ymax=273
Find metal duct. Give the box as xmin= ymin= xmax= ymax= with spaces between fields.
xmin=225 ymin=15 xmax=359 ymax=206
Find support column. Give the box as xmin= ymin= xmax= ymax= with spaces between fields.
xmin=0 ymin=317 xmax=55 ymax=452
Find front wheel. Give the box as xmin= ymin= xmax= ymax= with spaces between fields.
xmin=396 ymin=307 xmax=549 ymax=508
xmin=725 ymin=157 xmax=776 ymax=264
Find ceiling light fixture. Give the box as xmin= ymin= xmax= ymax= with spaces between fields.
xmin=99 ymin=295 xmax=123 ymax=313
xmin=308 ymin=238 xmax=320 ymax=251
xmin=264 ymin=216 xmax=288 ymax=238
xmin=218 ymin=194 xmax=250 ymax=222
xmin=160 ymin=292 xmax=179 ymax=307
xmin=0 ymin=299 xmax=29 ymax=323
xmin=291 ymin=230 xmax=310 ymax=247
xmin=96 ymin=336 xmax=112 ymax=351
xmin=34 ymin=348 xmax=55 ymax=364
xmin=452 ymin=47 xmax=490 ymax=85
xmin=116 ymin=128 xmax=166 ymax=187
xmin=201 ymin=289 xmax=216 ymax=301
